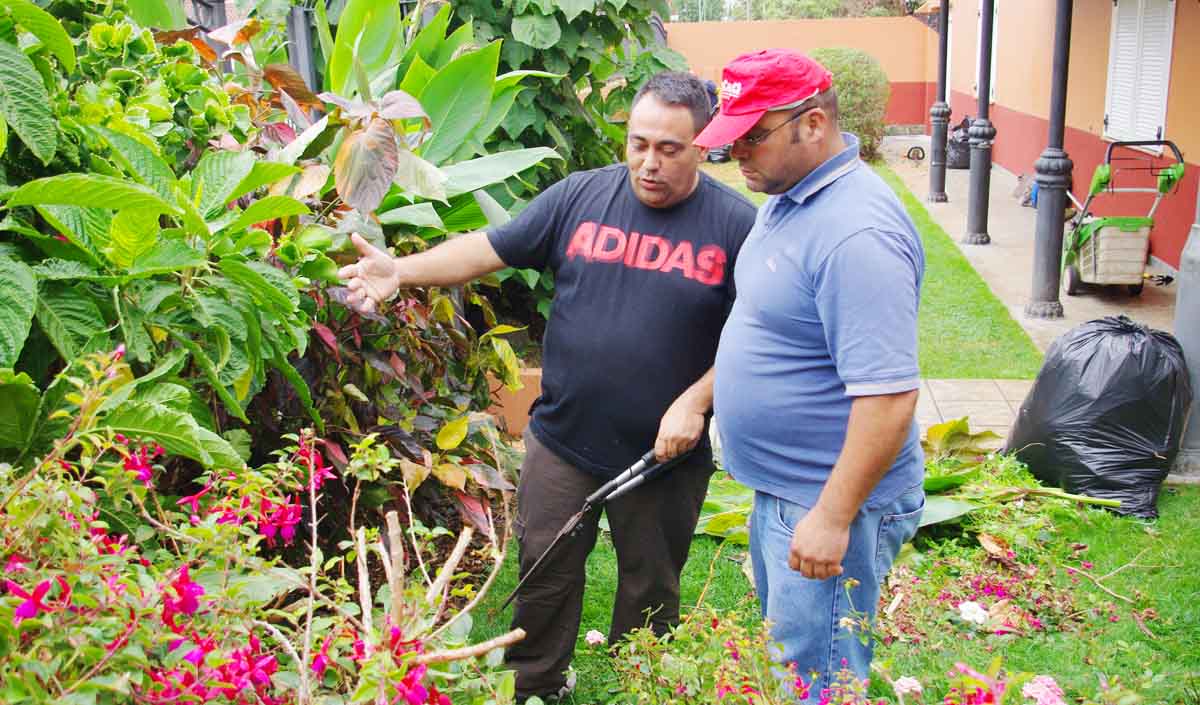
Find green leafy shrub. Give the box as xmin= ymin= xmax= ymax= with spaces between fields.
xmin=0 ymin=349 xmax=520 ymax=703
xmin=809 ymin=47 xmax=890 ymax=161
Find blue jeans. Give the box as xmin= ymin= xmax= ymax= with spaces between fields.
xmin=749 ymin=485 xmax=924 ymax=700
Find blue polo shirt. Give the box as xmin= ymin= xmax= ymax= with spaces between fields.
xmin=713 ymin=134 xmax=925 ymax=510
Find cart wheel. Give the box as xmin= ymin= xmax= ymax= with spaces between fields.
xmin=1128 ymin=283 xmax=1144 ymax=296
xmin=1064 ymin=265 xmax=1081 ymax=296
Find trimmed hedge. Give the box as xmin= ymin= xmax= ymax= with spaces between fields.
xmin=810 ymin=47 xmax=891 ymax=161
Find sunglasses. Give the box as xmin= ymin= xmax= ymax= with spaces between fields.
xmin=734 ymin=106 xmax=817 ymax=148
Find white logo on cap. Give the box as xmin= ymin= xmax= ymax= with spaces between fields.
xmin=719 ymin=80 xmax=742 ymax=102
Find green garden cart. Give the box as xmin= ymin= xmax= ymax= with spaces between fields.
xmin=1062 ymin=139 xmax=1186 ymax=296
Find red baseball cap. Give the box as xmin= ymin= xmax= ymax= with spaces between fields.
xmin=694 ymin=49 xmax=833 ymax=148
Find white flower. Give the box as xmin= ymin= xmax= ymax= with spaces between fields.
xmin=893 ymin=676 xmax=923 ymax=696
xmin=585 ymin=629 xmax=607 ymax=646
xmin=957 ymin=600 xmax=989 ymax=626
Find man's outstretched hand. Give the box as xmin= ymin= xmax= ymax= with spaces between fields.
xmin=337 ymin=233 xmax=402 ymax=315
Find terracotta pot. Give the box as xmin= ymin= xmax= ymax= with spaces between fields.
xmin=487 ymin=368 xmax=542 ymax=437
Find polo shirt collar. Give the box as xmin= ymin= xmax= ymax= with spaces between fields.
xmin=782 ymin=132 xmax=862 ymax=206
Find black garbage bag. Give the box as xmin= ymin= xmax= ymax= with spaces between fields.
xmin=1006 ymin=316 xmax=1192 ymax=519
xmin=947 ymin=116 xmax=971 ymax=170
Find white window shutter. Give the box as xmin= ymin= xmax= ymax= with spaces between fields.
xmin=1104 ymin=0 xmax=1176 ymax=144
xmin=1134 ymin=0 xmax=1174 ymax=142
xmin=1105 ymin=0 xmax=1141 ymax=141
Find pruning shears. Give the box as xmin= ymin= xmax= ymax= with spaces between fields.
xmin=500 ymin=449 xmax=685 ymax=610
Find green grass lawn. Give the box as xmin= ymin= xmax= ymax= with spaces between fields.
xmin=701 ymin=161 xmax=1044 ymax=379
xmin=469 ymin=487 xmax=1200 ymax=704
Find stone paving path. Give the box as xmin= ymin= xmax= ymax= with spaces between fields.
xmin=917 ymin=378 xmax=1033 ymax=447
xmin=880 ymin=136 xmax=1177 ymax=352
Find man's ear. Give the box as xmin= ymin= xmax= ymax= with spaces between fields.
xmin=806 ymin=108 xmax=831 ymax=142
xmin=696 ymin=144 xmax=709 ymax=161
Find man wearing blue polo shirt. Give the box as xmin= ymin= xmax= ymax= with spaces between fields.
xmin=695 ymin=50 xmax=926 ymax=696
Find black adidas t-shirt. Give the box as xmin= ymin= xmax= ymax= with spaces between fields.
xmin=487 ymin=164 xmax=757 ymax=477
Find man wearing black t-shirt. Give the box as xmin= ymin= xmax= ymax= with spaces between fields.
xmin=338 ymin=72 xmax=756 ymax=701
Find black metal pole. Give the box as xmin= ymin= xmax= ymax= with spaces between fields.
xmin=287 ymin=6 xmax=320 ymax=93
xmin=964 ymin=0 xmax=996 ymax=245
xmin=1025 ymin=0 xmax=1074 ymax=319
xmin=193 ymin=0 xmax=230 ymax=72
xmin=928 ymin=0 xmax=951 ymax=203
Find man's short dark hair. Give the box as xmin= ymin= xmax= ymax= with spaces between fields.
xmin=632 ymin=71 xmax=713 ymax=135
xmin=792 ymin=87 xmax=840 ymax=128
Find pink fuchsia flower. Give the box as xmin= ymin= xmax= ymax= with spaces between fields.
xmin=4 ymin=554 xmax=29 ymax=573
xmin=585 ymin=629 xmax=606 ymax=646
xmin=793 ymin=675 xmax=811 ymax=700
xmin=392 ymin=663 xmax=430 ymax=705
xmin=214 ymin=634 xmax=279 ymax=701
xmin=388 ymin=625 xmax=424 ymax=660
xmin=112 ymin=344 xmax=126 ymax=362
xmin=1022 ymin=675 xmax=1066 ymax=705
xmin=297 ymin=441 xmax=336 ymax=491
xmin=724 ymin=639 xmax=740 ymax=661
xmin=176 ymin=480 xmax=216 ymax=521
xmin=894 ymin=676 xmax=923 ymax=696
xmin=5 ymin=578 xmax=54 ymax=624
xmin=123 ymin=443 xmax=164 ymax=487
xmin=258 ymin=496 xmax=303 ymax=547
xmin=312 ymin=635 xmax=335 ymax=677
xmin=716 ymin=682 xmax=735 ymax=700
xmin=1081 ymin=561 xmax=1093 ymax=570
xmin=161 ymin=565 xmax=205 ymax=631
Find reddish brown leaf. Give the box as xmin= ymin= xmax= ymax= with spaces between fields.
xmin=154 ymin=27 xmax=218 ymax=63
xmin=464 ymin=461 xmax=515 ymax=492
xmin=333 ymin=117 xmax=399 ymax=214
xmin=388 ymin=353 xmax=406 ymax=379
xmin=454 ymin=491 xmax=495 ymax=541
xmin=366 ymin=352 xmax=397 ymax=381
xmin=208 ymin=19 xmax=261 ymax=47
xmin=312 ymin=321 xmax=341 ymax=363
xmin=260 ymin=122 xmax=298 ymax=146
xmin=320 ymin=439 xmax=349 ymax=470
xmin=263 ymin=64 xmax=323 ymax=107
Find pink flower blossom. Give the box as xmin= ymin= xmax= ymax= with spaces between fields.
xmin=176 ymin=480 xmax=216 ymax=521
xmin=1021 ymin=675 xmax=1066 ymax=705
xmin=123 ymin=443 xmax=163 ymax=487
xmin=894 ymin=676 xmax=923 ymax=696
xmin=161 ymin=566 xmax=204 ymax=631
xmin=297 ymin=441 xmax=336 ymax=491
xmin=585 ymin=629 xmax=606 ymax=646
xmin=4 ymin=554 xmax=29 ymax=573
xmin=258 ymin=495 xmax=303 ymax=547
xmin=724 ymin=639 xmax=740 ymax=661
xmin=312 ymin=635 xmax=334 ymax=677
xmin=5 ymin=578 xmax=54 ymax=624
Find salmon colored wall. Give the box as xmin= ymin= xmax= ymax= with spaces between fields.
xmin=665 ymin=17 xmax=936 ymax=83
xmin=665 ymin=17 xmax=937 ymax=124
xmin=1165 ymin=0 xmax=1200 ymax=159
xmin=946 ymin=0 xmax=1198 ymax=268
